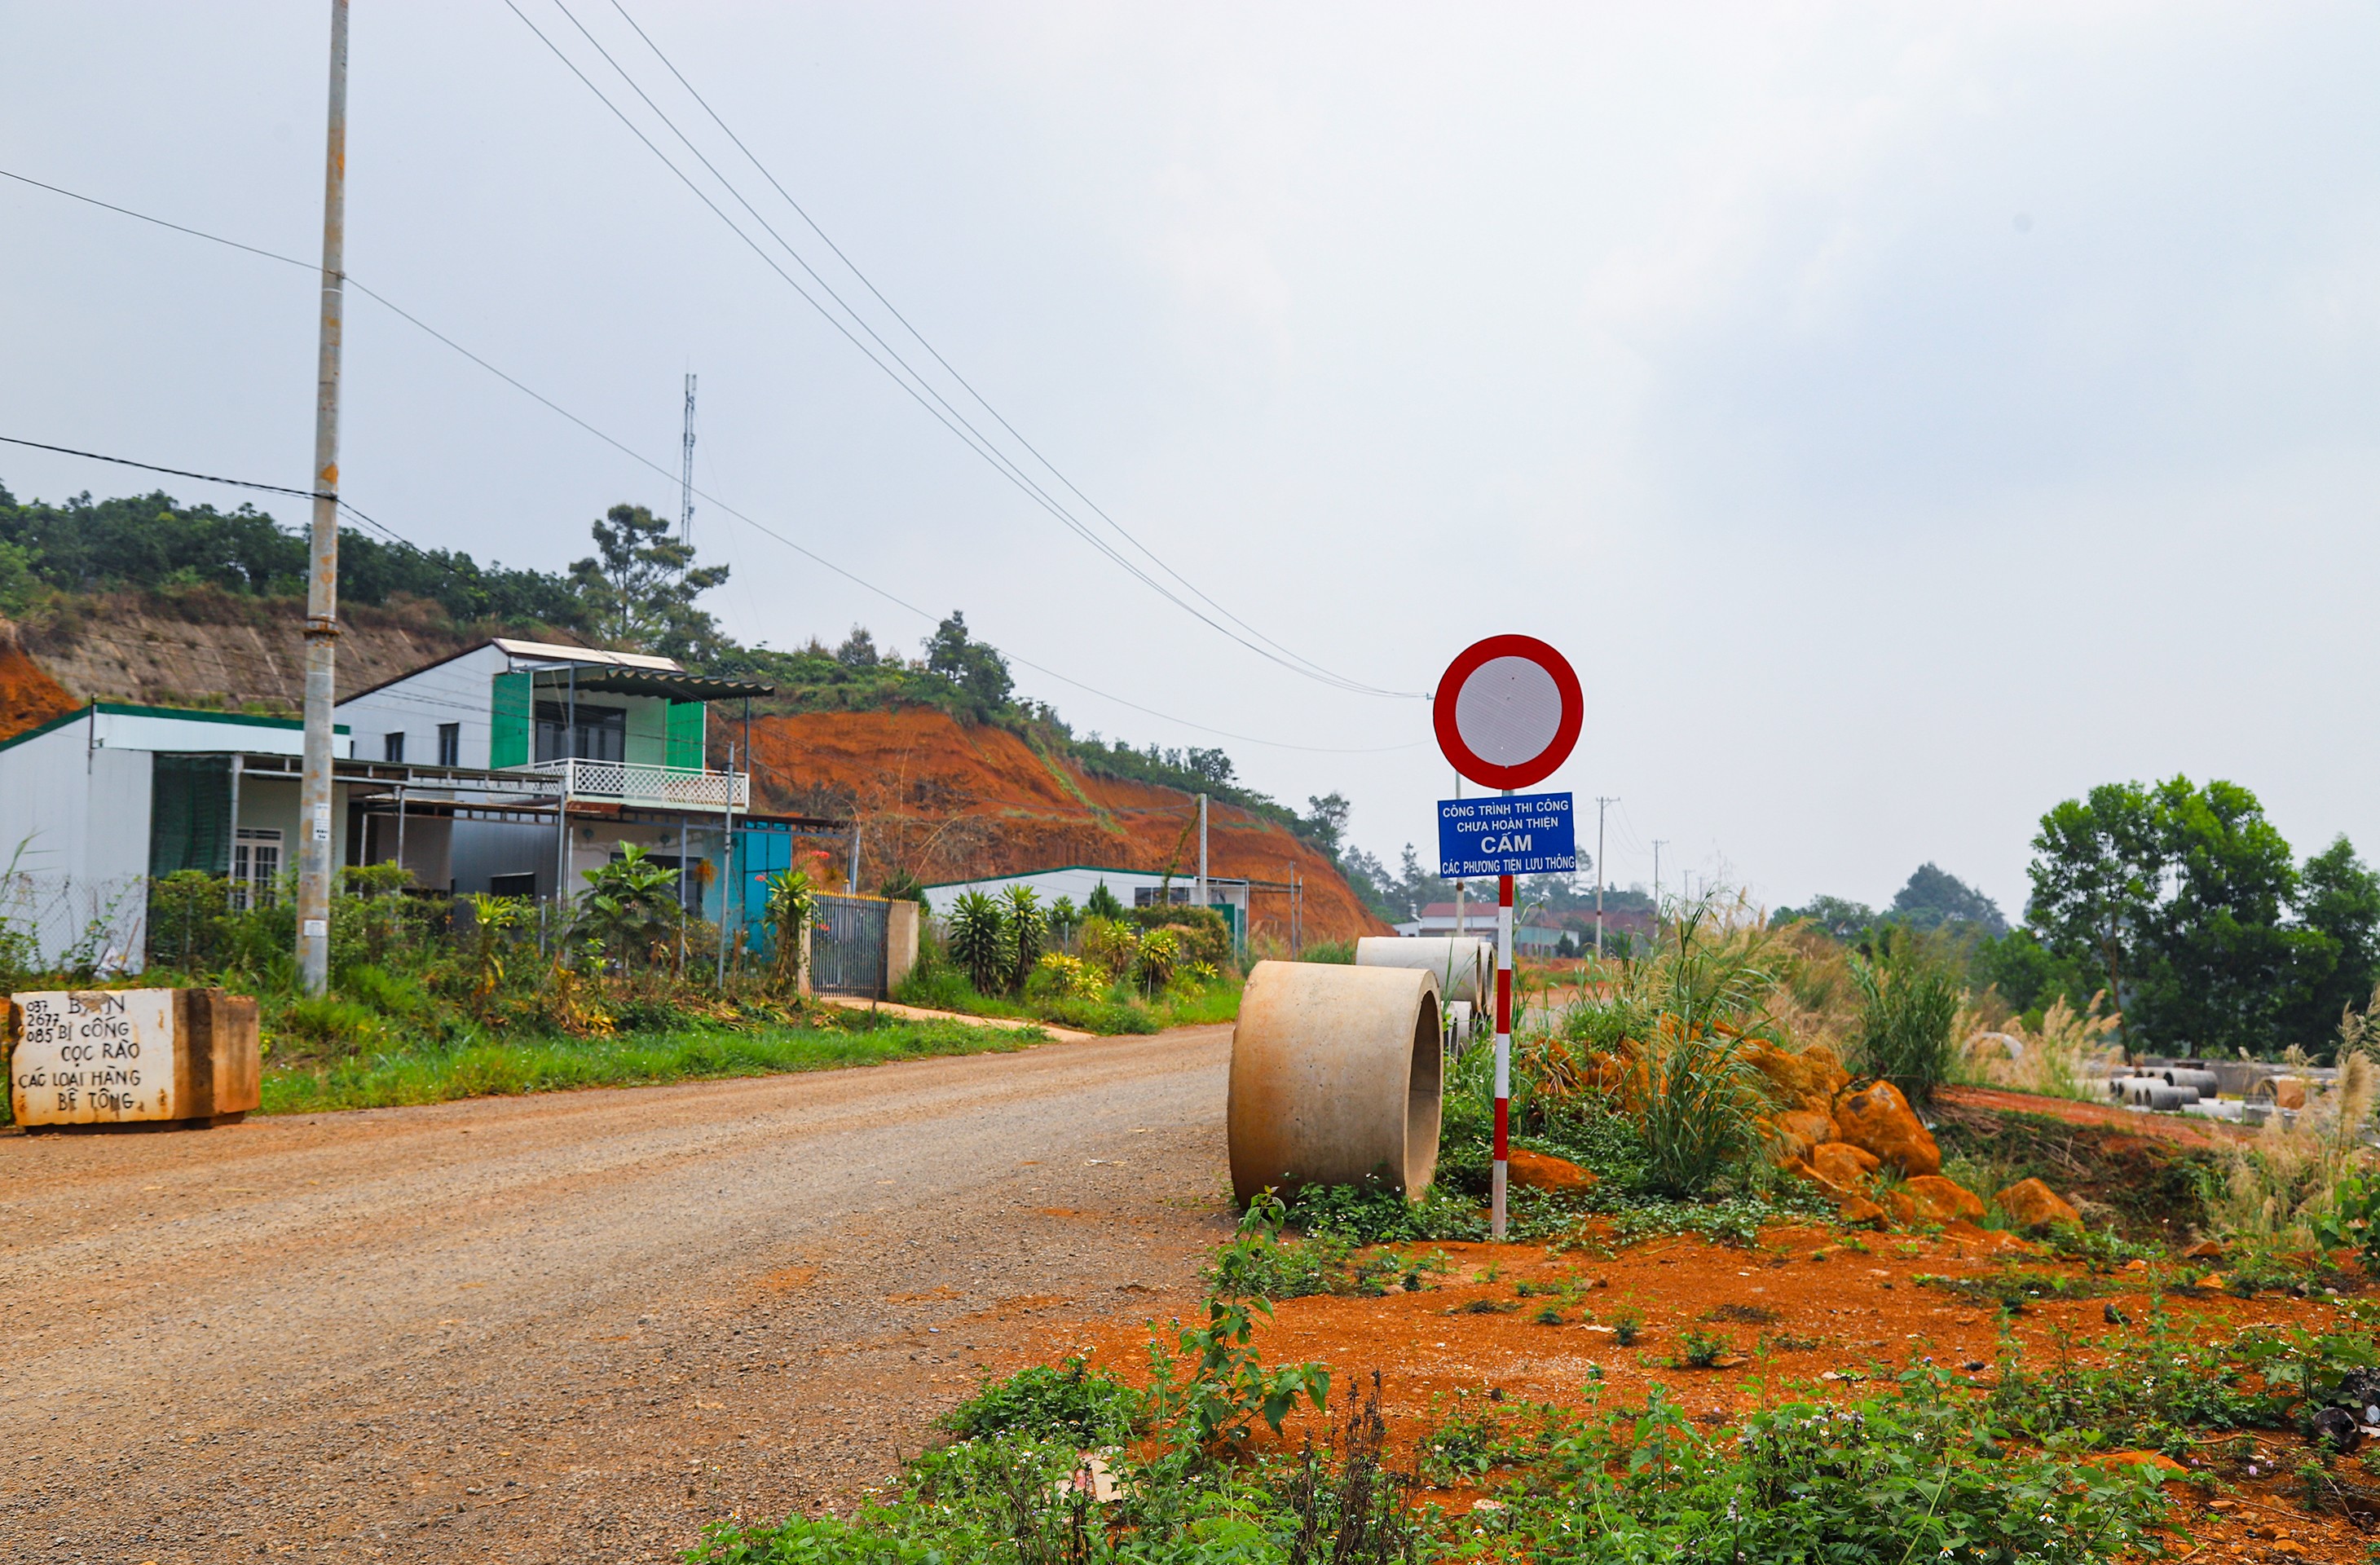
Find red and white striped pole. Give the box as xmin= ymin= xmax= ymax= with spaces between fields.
xmin=1492 ymin=796 xmax=1514 ymax=1241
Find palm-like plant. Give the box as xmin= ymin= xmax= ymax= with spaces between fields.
xmin=573 ymin=844 xmax=683 ymax=970
xmin=1136 ymin=928 xmax=1181 ymax=994
xmin=948 ymin=890 xmax=1011 ymax=995
xmin=765 ymin=869 xmax=816 ymax=991
xmin=1002 ymin=885 xmax=1047 ymax=994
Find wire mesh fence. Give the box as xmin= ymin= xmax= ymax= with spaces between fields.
xmin=0 ymin=873 xmax=150 ymax=978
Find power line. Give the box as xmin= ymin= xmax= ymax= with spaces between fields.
xmin=597 ymin=0 xmax=1384 ymax=699
xmin=0 ymin=165 xmax=1429 ymax=750
xmin=505 ymin=0 xmax=1419 ymax=701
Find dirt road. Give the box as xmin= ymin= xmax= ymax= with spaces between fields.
xmin=0 ymin=1025 xmax=1234 ymax=1563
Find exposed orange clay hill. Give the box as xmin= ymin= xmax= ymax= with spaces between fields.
xmin=739 ymin=708 xmax=1392 ymax=947
xmin=0 ymin=617 xmax=80 ymax=739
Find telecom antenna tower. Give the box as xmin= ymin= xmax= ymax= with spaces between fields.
xmin=680 ymin=373 xmax=698 ymax=548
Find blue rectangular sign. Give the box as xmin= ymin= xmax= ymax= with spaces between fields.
xmin=1437 ymin=791 xmax=1577 ymax=879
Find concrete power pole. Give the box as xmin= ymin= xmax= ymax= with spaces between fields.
xmin=296 ymin=0 xmax=349 ymax=996
xmin=1593 ymin=796 xmax=1615 ymax=960
xmin=1652 ymin=839 xmax=1668 ymax=939
xmin=680 ymin=373 xmax=697 ymax=547
xmin=1196 ymin=792 xmax=1208 ymax=911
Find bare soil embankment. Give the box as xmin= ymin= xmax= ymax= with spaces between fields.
xmin=743 ymin=708 xmax=1391 ymax=947
xmin=0 ymin=592 xmax=495 ymax=726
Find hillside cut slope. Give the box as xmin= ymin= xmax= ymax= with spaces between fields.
xmin=1 ymin=593 xmax=488 ymax=723
xmin=743 ymin=709 xmax=1389 ymax=947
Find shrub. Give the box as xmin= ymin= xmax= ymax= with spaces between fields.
xmin=1135 ymin=928 xmax=1181 ymax=993
xmin=946 ymin=890 xmax=1011 ymax=995
xmin=1636 ymin=1025 xmax=1765 ymax=1197
xmin=1080 ymin=915 xmax=1138 ymax=980
xmin=999 ymin=884 xmax=1046 ymax=994
xmin=943 ymin=1357 xmax=1141 ymax=1446
xmin=1027 ymin=951 xmax=1104 ymax=1002
xmin=1850 ymin=931 xmax=1961 ymax=1102
xmin=1302 ymin=940 xmax=1355 ymax=964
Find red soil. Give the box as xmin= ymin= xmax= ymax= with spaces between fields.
xmin=741 ymin=708 xmax=1391 ymax=946
xmin=989 ymin=1226 xmax=2374 ymax=1560
xmin=1937 ymin=1084 xmax=2247 ymax=1152
xmin=0 ymin=618 xmax=80 ymax=741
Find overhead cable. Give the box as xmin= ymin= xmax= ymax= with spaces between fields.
xmin=506 ymin=0 xmax=1421 ymax=701
xmin=597 ymin=0 xmax=1394 ymax=700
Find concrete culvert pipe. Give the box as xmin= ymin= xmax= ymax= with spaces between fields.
xmin=2159 ymin=1067 xmax=2222 ymax=1096
xmin=1355 ymin=937 xmax=1491 ymax=1006
xmin=2118 ymin=1078 xmax=2196 ymax=1110
xmin=1228 ymin=960 xmax=1443 ymax=1206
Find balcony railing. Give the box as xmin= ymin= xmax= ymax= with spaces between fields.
xmin=518 ymin=759 xmax=750 ymax=811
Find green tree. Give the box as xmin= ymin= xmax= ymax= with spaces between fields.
xmin=2285 ymin=835 xmax=2380 ymax=1047
xmin=2131 ymin=776 xmax=2314 ymax=1053
xmin=568 ymin=504 xmax=729 ymax=659
xmin=1084 ymin=881 xmax=1126 ymax=922
xmin=1000 ymin=884 xmax=1047 ymax=994
xmin=923 ymin=611 xmax=1012 ymax=718
xmin=1889 ymin=862 xmax=2007 ymax=937
xmin=573 ymin=844 xmax=683 ymax=968
xmin=2025 ymin=782 xmax=2164 ymax=1028
xmin=1775 ymin=894 xmax=1878 ymax=941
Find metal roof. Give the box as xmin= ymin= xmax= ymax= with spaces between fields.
xmin=527 ymin=665 xmax=774 ymax=701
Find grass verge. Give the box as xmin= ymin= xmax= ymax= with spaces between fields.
xmin=259 ymin=1012 xmax=1047 ymax=1115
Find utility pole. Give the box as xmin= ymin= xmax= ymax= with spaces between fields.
xmin=1196 ymin=792 xmax=1208 ymax=912
xmin=679 ymin=372 xmax=697 ymax=548
xmin=296 ymin=0 xmax=349 ymax=997
xmin=1652 ymin=840 xmax=1668 ymax=939
xmin=1593 ymin=796 xmax=1615 ymax=961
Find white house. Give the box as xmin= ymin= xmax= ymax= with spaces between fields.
xmin=0 ymin=640 xmax=822 ymax=969
xmin=922 ymin=864 xmax=1250 ymax=948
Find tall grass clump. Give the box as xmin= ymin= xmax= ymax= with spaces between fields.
xmin=2204 ymin=1048 xmax=2378 ymax=1249
xmin=1848 ymin=928 xmax=1961 ymax=1103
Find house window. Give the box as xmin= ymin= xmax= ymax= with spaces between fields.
xmin=533 ymin=701 xmax=626 ymax=762
xmin=384 ymin=731 xmax=405 ymax=764
xmin=231 ymin=827 xmax=283 ymax=909
xmin=437 ymin=723 xmax=460 ymax=767
xmin=1134 ymin=886 xmax=1194 ymax=907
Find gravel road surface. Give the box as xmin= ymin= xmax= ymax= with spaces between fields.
xmin=0 ymin=1025 xmax=1233 ymax=1563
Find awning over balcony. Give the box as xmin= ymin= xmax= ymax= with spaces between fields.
xmin=526 ymin=666 xmax=774 ymax=702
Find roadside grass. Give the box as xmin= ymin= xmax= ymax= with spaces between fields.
xmin=259 ymin=1012 xmax=1047 ymax=1115
xmin=893 ymin=963 xmax=1241 ymax=1034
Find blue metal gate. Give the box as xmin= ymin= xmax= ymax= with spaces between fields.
xmin=811 ymin=893 xmax=889 ymax=998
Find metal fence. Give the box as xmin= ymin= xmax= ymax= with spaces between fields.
xmin=0 ymin=874 xmax=150 ymax=976
xmin=810 ymin=893 xmax=888 ymax=998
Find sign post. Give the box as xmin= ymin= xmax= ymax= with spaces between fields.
xmin=1432 ymin=635 xmax=1584 ymax=1241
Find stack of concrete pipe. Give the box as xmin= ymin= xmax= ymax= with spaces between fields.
xmin=2105 ymin=1065 xmax=2223 ymax=1111
xmin=1354 ymin=937 xmax=1490 ymax=1006
xmin=1227 ymin=960 xmax=1444 ymax=1206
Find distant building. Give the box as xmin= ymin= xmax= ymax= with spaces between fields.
xmin=0 ymin=639 xmax=831 ymax=969
xmin=923 ymin=865 xmax=1249 ymax=948
xmin=1391 ymin=900 xmax=1568 ymax=954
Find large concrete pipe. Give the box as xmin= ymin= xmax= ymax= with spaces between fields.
xmin=1355 ymin=937 xmax=1491 ymax=1006
xmin=1228 ymin=960 xmax=1443 ymax=1205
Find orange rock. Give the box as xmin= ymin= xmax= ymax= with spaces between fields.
xmin=1994 ymin=1177 xmax=2082 ymax=1232
xmin=1881 ymin=1187 xmax=1918 ymax=1226
xmin=2084 ymin=1450 xmax=2186 ymax=1479
xmin=1903 ymin=1175 xmax=1986 ymax=1224
xmin=1831 ymin=1081 xmax=1941 ymax=1177
xmin=1772 ymin=1108 xmax=1839 ymax=1162
xmin=1508 ymin=1148 xmax=1597 ymax=1192
xmin=1807 ymin=1140 xmax=1881 ymax=1189
xmin=1743 ymin=1039 xmax=1851 ymax=1112
xmin=1836 ymin=1193 xmax=1888 ymax=1228
xmin=1942 ymin=1219 xmax=2039 ymax=1254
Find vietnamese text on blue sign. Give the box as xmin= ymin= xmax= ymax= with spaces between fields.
xmin=1436 ymin=791 xmax=1577 ymax=879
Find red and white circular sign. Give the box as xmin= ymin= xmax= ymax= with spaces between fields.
xmin=1433 ymin=635 xmax=1583 ymax=791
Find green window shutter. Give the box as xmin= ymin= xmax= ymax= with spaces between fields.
xmin=148 ymin=754 xmax=231 ymax=875
xmin=490 ymin=671 xmax=532 ymax=768
xmin=624 ymin=699 xmax=668 ymax=766
xmin=665 ymin=700 xmax=705 ymax=769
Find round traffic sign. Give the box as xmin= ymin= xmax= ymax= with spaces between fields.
xmin=1433 ymin=634 xmax=1582 ymax=790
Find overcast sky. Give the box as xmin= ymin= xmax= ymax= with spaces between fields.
xmin=6 ymin=2 xmax=2378 ymax=918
